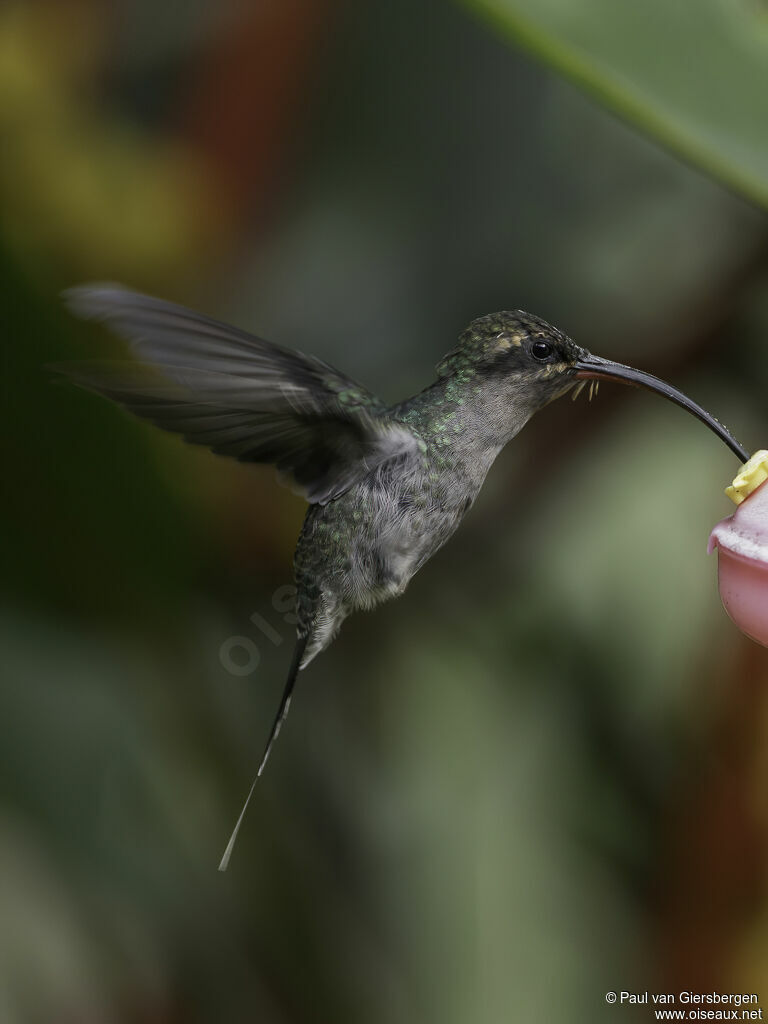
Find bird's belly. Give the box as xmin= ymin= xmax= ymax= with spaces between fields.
xmin=349 ymin=496 xmax=465 ymax=607
xmin=296 ymin=472 xmax=476 ymax=624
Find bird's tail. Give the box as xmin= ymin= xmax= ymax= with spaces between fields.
xmin=218 ymin=635 xmax=308 ymax=872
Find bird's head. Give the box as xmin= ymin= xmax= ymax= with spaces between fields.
xmin=437 ymin=310 xmax=747 ymax=462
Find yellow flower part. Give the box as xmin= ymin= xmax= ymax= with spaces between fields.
xmin=726 ymin=450 xmax=768 ymax=505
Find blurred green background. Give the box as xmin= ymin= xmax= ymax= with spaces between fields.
xmin=3 ymin=1 xmax=768 ymax=1021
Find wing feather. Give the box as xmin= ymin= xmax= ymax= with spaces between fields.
xmin=59 ymin=285 xmax=417 ymax=504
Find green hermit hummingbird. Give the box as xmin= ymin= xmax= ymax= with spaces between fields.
xmin=62 ymin=286 xmax=748 ymax=868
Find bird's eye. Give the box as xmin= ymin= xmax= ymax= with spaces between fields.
xmin=531 ymin=340 xmax=553 ymax=361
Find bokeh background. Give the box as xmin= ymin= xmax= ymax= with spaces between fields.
xmin=3 ymin=1 xmax=768 ymax=1021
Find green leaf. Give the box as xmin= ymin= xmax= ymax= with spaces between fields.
xmin=465 ymin=0 xmax=768 ymax=208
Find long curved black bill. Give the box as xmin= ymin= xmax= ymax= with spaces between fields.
xmin=573 ymin=355 xmax=749 ymax=464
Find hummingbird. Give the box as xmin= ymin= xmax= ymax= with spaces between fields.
xmin=62 ymin=285 xmax=748 ymax=868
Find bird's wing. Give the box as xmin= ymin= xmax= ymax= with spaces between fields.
xmin=60 ymin=285 xmax=419 ymax=505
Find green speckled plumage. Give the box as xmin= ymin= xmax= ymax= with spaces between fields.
xmin=292 ymin=311 xmax=583 ymax=663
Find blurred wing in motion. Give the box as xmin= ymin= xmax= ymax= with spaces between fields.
xmin=60 ymin=285 xmax=418 ymax=505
